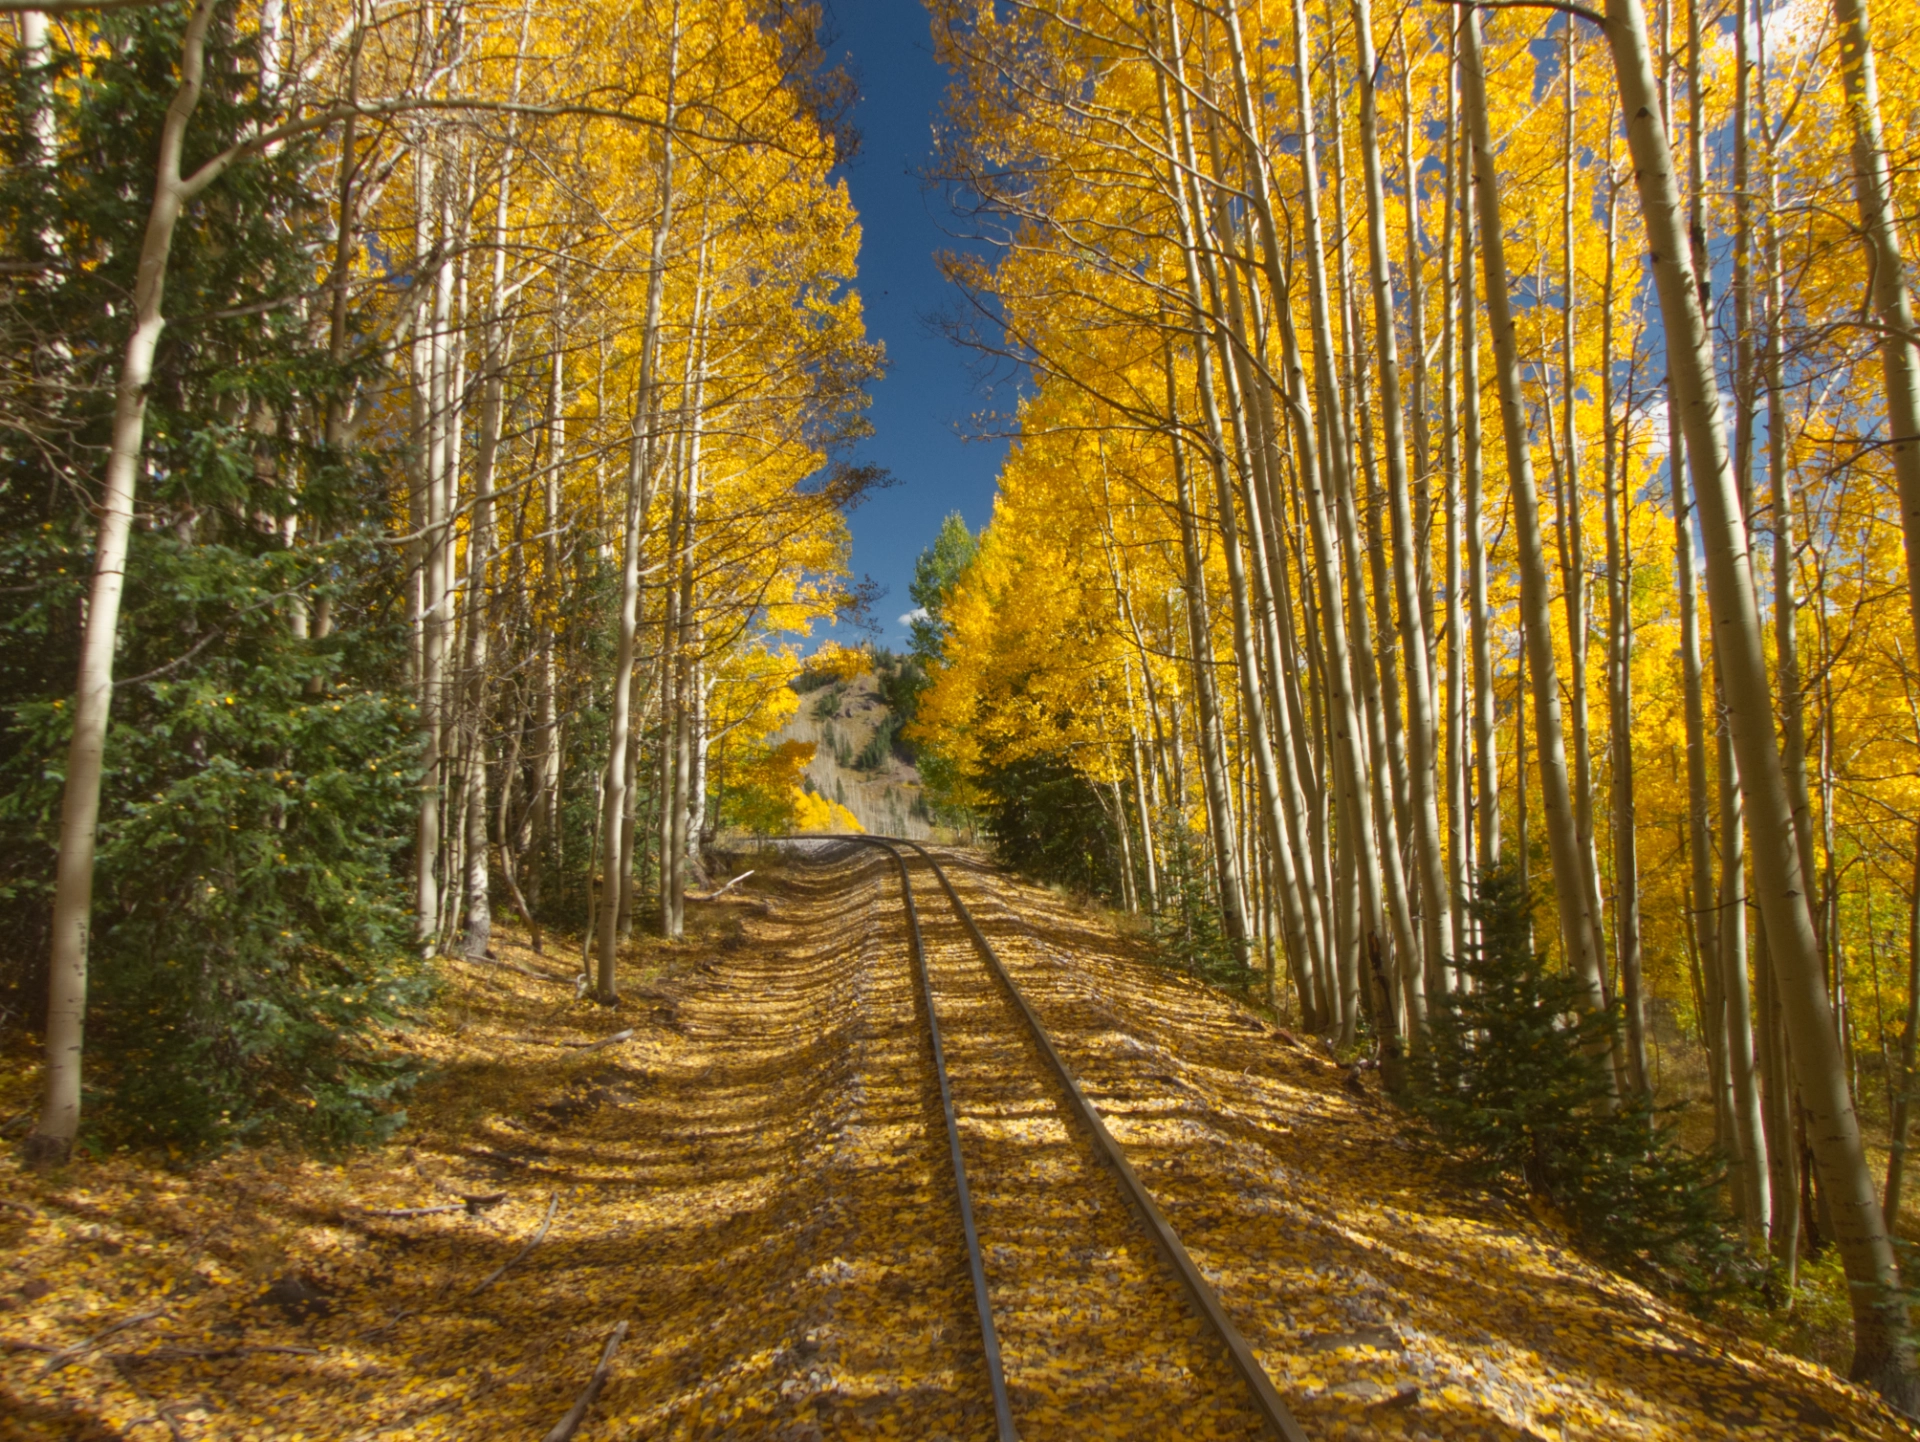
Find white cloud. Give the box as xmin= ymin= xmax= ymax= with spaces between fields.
xmin=1630 ymin=397 xmax=1670 ymax=460
xmin=898 ymin=607 xmax=929 ymax=628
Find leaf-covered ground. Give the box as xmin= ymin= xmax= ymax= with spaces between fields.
xmin=0 ymin=842 xmax=1913 ymax=1440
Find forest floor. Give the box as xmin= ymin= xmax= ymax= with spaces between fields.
xmin=0 ymin=844 xmax=1914 ymax=1441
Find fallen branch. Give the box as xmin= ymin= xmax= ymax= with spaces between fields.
xmin=357 ymin=1202 xmax=466 ymax=1219
xmin=689 ymin=870 xmax=754 ymax=902
xmin=508 ymin=1029 xmax=632 ymax=1051
xmin=42 ymin=1307 xmax=167 ymax=1375
xmin=543 ymin=1322 xmax=629 ymax=1442
xmin=471 ymin=1195 xmax=558 ymax=1296
xmin=124 ymin=1343 xmax=320 ymax=1363
xmin=355 ymin=1192 xmax=507 ymax=1220
xmin=562 ymin=1029 xmax=633 ymax=1052
xmin=355 ymin=1309 xmax=417 ymax=1341
xmin=1 ymin=1338 xmax=58 ymax=1354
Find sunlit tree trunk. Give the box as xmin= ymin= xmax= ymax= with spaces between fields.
xmin=597 ymin=12 xmax=680 ymax=997
xmin=1151 ymin=11 xmax=1282 ymax=981
xmin=1550 ymin=27 xmax=1607 ymax=990
xmin=1456 ymin=46 xmax=1498 ymax=881
xmin=1352 ymin=0 xmax=1453 ymax=1004
xmin=1439 ymin=19 xmax=1470 ymax=958
xmin=1598 ymin=165 xmax=1649 ymax=1097
xmin=1401 ymin=31 xmax=1437 ymax=680
xmin=1459 ymin=7 xmax=1610 ymax=1019
xmin=1599 ymin=0 xmax=1919 ymax=1399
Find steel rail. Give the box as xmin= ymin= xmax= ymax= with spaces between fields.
xmin=838 ymin=836 xmax=1018 ymax=1442
xmin=897 ymin=839 xmax=1310 ymax=1442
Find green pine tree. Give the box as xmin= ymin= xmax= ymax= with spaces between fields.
xmin=1413 ymin=867 xmax=1745 ymax=1297
xmin=0 ymin=4 xmax=426 ymax=1152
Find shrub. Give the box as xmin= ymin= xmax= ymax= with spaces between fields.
xmin=1148 ymin=823 xmax=1247 ymax=987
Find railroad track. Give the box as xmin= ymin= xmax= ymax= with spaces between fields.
xmin=806 ymin=834 xmax=1307 ymax=1442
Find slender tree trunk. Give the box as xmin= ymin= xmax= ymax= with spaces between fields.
xmin=1885 ymin=833 xmax=1920 ymax=1225
xmin=1460 ymin=9 xmax=1610 ymax=1016
xmin=1163 ymin=350 xmax=1254 ymax=972
xmin=1829 ymin=0 xmax=1920 ymax=871
xmin=1553 ymin=26 xmax=1608 ymax=986
xmin=1225 ymin=0 xmax=1380 ymax=1032
xmin=1152 ymin=14 xmax=1284 ymax=981
xmin=1353 ymin=0 xmax=1454 ymax=1000
xmin=1458 ymin=51 xmax=1499 ymax=880
xmin=1600 ymin=174 xmax=1649 ymax=1097
xmin=29 ymin=0 xmax=220 ymax=1165
xmin=1401 ymin=31 xmax=1437 ymax=677
xmin=1600 ymin=0 xmax=1919 ymax=1400
xmin=1440 ymin=19 xmax=1469 ymax=961
xmin=597 ymin=16 xmax=679 ymax=998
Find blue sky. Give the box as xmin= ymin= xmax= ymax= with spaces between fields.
xmin=822 ymin=0 xmax=1006 ymax=650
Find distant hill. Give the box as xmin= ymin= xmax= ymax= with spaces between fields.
xmin=774 ymin=668 xmax=936 ymax=838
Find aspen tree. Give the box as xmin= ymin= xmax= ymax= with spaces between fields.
xmin=597 ymin=10 xmax=679 ymax=998
xmin=1457 ymin=32 xmax=1499 ymax=881
xmin=1352 ymin=0 xmax=1455 ymax=995
xmin=28 ymin=0 xmax=223 ymax=1165
xmin=1550 ymin=26 xmax=1607 ymax=993
xmin=1152 ymin=1 xmax=1280 ymax=978
xmin=1597 ymin=0 xmax=1920 ymax=1399
xmin=1829 ymin=0 xmax=1920 ymax=854
xmin=1598 ymin=138 xmax=1650 ymax=1097
xmin=1439 ymin=13 xmax=1471 ymax=956
xmin=1458 ymin=6 xmax=1610 ymax=1017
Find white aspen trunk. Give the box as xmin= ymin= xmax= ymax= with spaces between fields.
xmin=655 ymin=465 xmax=682 ymax=935
xmin=1460 ymin=10 xmax=1610 ymax=1015
xmin=1271 ymin=268 xmax=1374 ymax=1042
xmin=1440 ymin=20 xmax=1469 ymax=962
xmin=1241 ymin=360 xmax=1334 ymax=1009
xmin=1128 ymin=696 xmax=1159 ymax=911
xmin=1236 ymin=219 xmax=1334 ymax=1007
xmin=532 ymin=287 xmax=567 ymax=867
xmin=1755 ymin=12 xmax=1812 ymax=1249
xmin=1400 ymin=32 xmax=1437 ymax=677
xmin=597 ymin=12 xmax=680 ymax=996
xmin=1756 ymin=6 xmax=1817 ymax=949
xmin=1325 ymin=73 xmax=1416 ymax=991
xmin=1155 ymin=14 xmax=1312 ymax=995
xmin=1599 ymin=172 xmax=1650 ymax=1096
xmin=1759 ymin=908 xmax=1803 ymax=1279
xmin=1163 ymin=353 xmax=1255 ymax=971
xmin=1720 ymin=719 xmax=1771 ymax=1235
xmin=413 ymin=161 xmax=454 ymax=945
xmin=1556 ymin=29 xmax=1610 ymax=984
xmin=1219 ymin=3 xmax=1354 ymax=1026
xmin=1721 ymin=0 xmax=1774 ymax=1238
xmin=664 ymin=226 xmax=712 ymax=938
xmin=1458 ymin=55 xmax=1499 ymax=880
xmin=667 ymin=454 xmax=700 ymax=939
xmin=461 ymin=120 xmax=523 ymax=964
xmin=1599 ymin=0 xmax=1919 ymax=1399
xmin=28 ymin=0 xmax=220 ymax=1166
xmin=1237 ymin=0 xmax=1381 ymax=1036
xmin=1352 ymin=0 xmax=1454 ymax=1001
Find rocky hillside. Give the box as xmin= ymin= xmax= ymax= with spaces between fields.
xmin=773 ymin=668 xmax=936 ymax=838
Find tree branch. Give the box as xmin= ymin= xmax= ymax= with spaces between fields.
xmin=1432 ymin=0 xmax=1608 ymax=26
